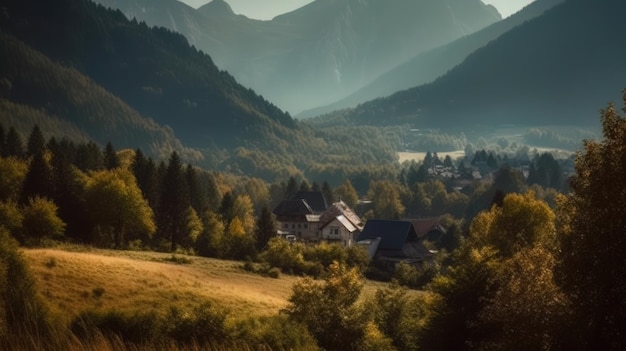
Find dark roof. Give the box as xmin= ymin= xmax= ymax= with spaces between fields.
xmin=272 ymin=199 xmax=314 ymax=217
xmin=356 ymin=219 xmax=418 ymax=251
xmin=290 ymin=191 xmax=328 ymax=213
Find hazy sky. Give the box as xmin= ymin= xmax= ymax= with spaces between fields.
xmin=179 ymin=0 xmax=536 ymax=20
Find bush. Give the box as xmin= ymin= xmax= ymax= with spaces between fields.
xmin=232 ymin=315 xmax=317 ymax=350
xmin=71 ymin=309 xmax=162 ymax=344
xmin=267 ymin=267 xmax=281 ymax=278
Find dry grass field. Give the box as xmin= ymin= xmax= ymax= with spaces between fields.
xmin=22 ymin=248 xmax=393 ymax=324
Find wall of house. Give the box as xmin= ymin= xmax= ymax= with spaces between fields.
xmin=277 ymin=220 xmax=320 ymax=242
xmin=321 ymin=219 xmax=354 ymax=247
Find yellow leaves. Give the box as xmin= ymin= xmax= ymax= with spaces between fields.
xmin=469 ymin=191 xmax=557 ymax=257
xmin=0 ymin=156 xmax=28 ymax=201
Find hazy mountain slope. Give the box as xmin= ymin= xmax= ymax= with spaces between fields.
xmin=0 ymin=0 xmax=295 ymax=151
xmin=0 ymin=30 xmax=199 ymax=160
xmin=90 ymin=0 xmax=501 ymax=113
xmin=332 ymin=0 xmax=626 ymax=128
xmin=299 ymin=0 xmax=565 ymax=118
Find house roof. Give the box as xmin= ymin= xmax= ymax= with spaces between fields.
xmin=334 ymin=215 xmax=358 ymax=232
xmin=290 ymin=191 xmax=328 ymax=213
xmin=410 ymin=219 xmax=446 ymax=238
xmin=356 ymin=219 xmax=418 ymax=251
xmin=319 ymin=201 xmax=363 ymax=230
xmin=272 ymin=199 xmax=314 ymax=217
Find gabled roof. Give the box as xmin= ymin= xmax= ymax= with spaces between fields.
xmin=319 ymin=201 xmax=363 ymax=230
xmin=290 ymin=191 xmax=328 ymax=213
xmin=356 ymin=219 xmax=418 ymax=251
xmin=272 ymin=199 xmax=314 ymax=217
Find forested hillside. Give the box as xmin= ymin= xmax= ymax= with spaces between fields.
xmin=0 ymin=30 xmax=200 ymax=161
xmin=0 ymin=0 xmax=408 ymax=181
xmin=329 ymin=0 xmax=626 ymax=129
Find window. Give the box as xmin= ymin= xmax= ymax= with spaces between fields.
xmin=304 ymin=224 xmax=308 ymax=229
xmin=330 ymin=227 xmax=340 ymax=235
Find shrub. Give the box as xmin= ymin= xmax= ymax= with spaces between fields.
xmin=232 ymin=315 xmax=317 ymax=351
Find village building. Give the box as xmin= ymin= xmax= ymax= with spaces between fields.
xmin=272 ymin=191 xmax=363 ymax=247
xmin=356 ymin=219 xmax=436 ymax=269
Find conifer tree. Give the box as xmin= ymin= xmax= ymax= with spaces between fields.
xmin=157 ymin=152 xmax=190 ymax=251
xmin=20 ymin=151 xmax=53 ymax=205
xmin=5 ymin=127 xmax=23 ymax=158
xmin=254 ymin=205 xmax=275 ymax=251
xmin=103 ymin=141 xmax=119 ymax=170
xmin=26 ymin=126 xmax=45 ymax=158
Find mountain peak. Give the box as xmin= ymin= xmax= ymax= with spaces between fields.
xmin=198 ymin=0 xmax=234 ymax=16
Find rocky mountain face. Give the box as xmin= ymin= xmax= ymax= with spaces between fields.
xmin=92 ymin=0 xmax=501 ymax=113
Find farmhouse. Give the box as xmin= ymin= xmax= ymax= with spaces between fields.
xmin=272 ymin=191 xmax=363 ymax=247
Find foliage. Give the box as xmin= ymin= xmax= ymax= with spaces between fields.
xmin=284 ymin=261 xmax=376 ymax=351
xmin=21 ymin=196 xmax=66 ymax=245
xmin=556 ymin=91 xmax=626 ymax=350
xmin=421 ymin=192 xmax=563 ymax=350
xmin=85 ymin=168 xmax=155 ymax=248
xmin=0 ymin=156 xmax=28 ymax=202
xmin=367 ymin=180 xmax=405 ymax=220
xmin=0 ymin=228 xmax=62 ymax=348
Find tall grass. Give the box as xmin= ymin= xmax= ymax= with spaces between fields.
xmin=3 ymin=228 xmax=313 ymax=351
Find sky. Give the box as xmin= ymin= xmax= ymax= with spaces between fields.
xmin=179 ymin=0 xmax=536 ymax=20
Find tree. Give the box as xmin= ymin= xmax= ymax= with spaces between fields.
xmin=85 ymin=169 xmax=155 ymax=248
xmin=0 ymin=156 xmax=27 ymax=202
xmin=367 ymin=180 xmax=404 ymax=220
xmin=103 ymin=142 xmax=119 ymax=170
xmin=283 ymin=176 xmax=298 ymax=200
xmin=157 ymin=152 xmax=190 ymax=251
xmin=557 ymin=91 xmax=626 ymax=350
xmin=26 ymin=126 xmax=46 ymax=158
xmin=334 ymin=179 xmax=358 ymax=208
xmin=21 ymin=196 xmax=66 ymax=245
xmin=421 ymin=192 xmax=562 ymax=351
xmin=284 ymin=262 xmax=379 ymax=351
xmin=321 ymin=181 xmax=334 ymax=205
xmin=131 ymin=149 xmax=159 ymax=208
xmin=254 ymin=205 xmax=275 ymax=251
xmin=75 ymin=141 xmax=103 ymax=171
xmin=4 ymin=127 xmax=23 ymax=158
xmin=20 ymin=151 xmax=53 ymax=204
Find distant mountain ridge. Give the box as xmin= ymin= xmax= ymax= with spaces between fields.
xmin=299 ymin=0 xmax=565 ymax=118
xmin=91 ymin=0 xmax=501 ymax=113
xmin=328 ymin=0 xmax=626 ymax=129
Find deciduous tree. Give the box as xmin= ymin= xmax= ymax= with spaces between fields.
xmin=557 ymin=91 xmax=626 ymax=350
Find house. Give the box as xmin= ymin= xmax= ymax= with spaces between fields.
xmin=318 ymin=201 xmax=364 ymax=247
xmin=356 ymin=219 xmax=434 ymax=267
xmin=272 ymin=192 xmax=362 ymax=247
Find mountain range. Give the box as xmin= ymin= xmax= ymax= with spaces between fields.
xmin=90 ymin=0 xmax=501 ymax=113
xmin=324 ymin=0 xmax=626 ymax=129
xmin=299 ymin=0 xmax=565 ymax=118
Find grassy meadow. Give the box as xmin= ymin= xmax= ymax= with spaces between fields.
xmin=22 ymin=247 xmax=396 ymax=323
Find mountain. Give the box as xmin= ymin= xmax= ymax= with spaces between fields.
xmin=91 ymin=0 xmax=501 ymax=113
xmin=0 ymin=0 xmax=295 ymax=151
xmin=0 ymin=0 xmax=403 ymax=182
xmin=0 ymin=30 xmax=200 ymax=160
xmin=328 ymin=0 xmax=626 ymax=129
xmin=298 ymin=0 xmax=565 ymax=118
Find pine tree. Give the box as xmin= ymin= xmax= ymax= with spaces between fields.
xmin=5 ymin=127 xmax=23 ymax=158
xmin=26 ymin=126 xmax=45 ymax=158
xmin=103 ymin=141 xmax=119 ymax=170
xmin=20 ymin=151 xmax=53 ymax=205
xmin=157 ymin=152 xmax=190 ymax=251
xmin=254 ymin=205 xmax=275 ymax=251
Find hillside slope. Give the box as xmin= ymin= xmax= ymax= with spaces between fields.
xmin=0 ymin=0 xmax=295 ymax=150
xmin=0 ymin=30 xmax=200 ymax=160
xmin=334 ymin=0 xmax=626 ymax=128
